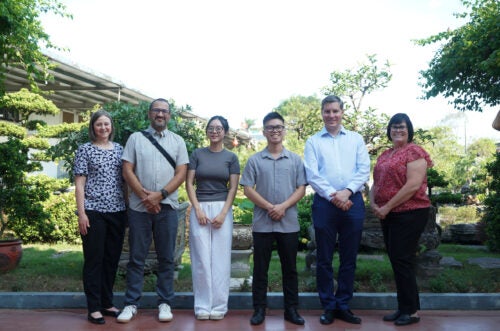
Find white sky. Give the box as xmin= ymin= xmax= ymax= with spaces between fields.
xmin=41 ymin=0 xmax=499 ymax=143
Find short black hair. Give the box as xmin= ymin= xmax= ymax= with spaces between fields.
xmin=149 ymin=98 xmax=170 ymax=110
xmin=262 ymin=111 xmax=284 ymax=126
xmin=206 ymin=115 xmax=229 ymax=132
xmin=387 ymin=113 xmax=414 ymax=142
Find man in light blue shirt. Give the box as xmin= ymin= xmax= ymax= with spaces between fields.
xmin=304 ymin=95 xmax=370 ymax=325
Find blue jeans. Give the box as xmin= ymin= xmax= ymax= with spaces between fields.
xmin=313 ymin=192 xmax=365 ymax=311
xmin=124 ymin=204 xmax=178 ymax=307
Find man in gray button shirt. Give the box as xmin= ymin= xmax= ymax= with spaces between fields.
xmin=240 ymin=112 xmax=307 ymax=326
xmin=118 ymin=98 xmax=189 ymax=324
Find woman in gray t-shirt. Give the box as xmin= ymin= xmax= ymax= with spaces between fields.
xmin=186 ymin=116 xmax=240 ymax=320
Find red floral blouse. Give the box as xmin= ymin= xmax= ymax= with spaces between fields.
xmin=373 ymin=143 xmax=433 ymax=213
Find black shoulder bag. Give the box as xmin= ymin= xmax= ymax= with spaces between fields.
xmin=141 ymin=130 xmax=176 ymax=169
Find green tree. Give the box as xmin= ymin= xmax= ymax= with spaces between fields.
xmin=416 ymin=0 xmax=500 ymax=112
xmin=0 ymin=0 xmax=72 ymax=96
xmin=274 ymin=95 xmax=322 ymax=141
xmin=483 ymin=153 xmax=500 ymax=251
xmin=321 ymin=54 xmax=392 ymax=155
xmin=0 ymin=88 xmax=59 ymax=124
xmin=0 ymin=138 xmax=50 ymax=240
xmin=422 ymin=126 xmax=464 ymax=191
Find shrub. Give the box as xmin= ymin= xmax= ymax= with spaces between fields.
xmin=483 ymin=153 xmax=500 ymax=251
xmin=431 ymin=191 xmax=463 ymax=205
xmin=41 ymin=192 xmax=80 ymax=244
xmin=0 ymin=120 xmax=26 ymax=138
xmin=297 ymin=193 xmax=313 ymax=242
xmin=0 ymin=138 xmax=49 ymax=240
xmin=233 ymin=197 xmax=254 ymax=225
xmin=25 ymin=119 xmax=47 ymax=130
xmin=438 ymin=205 xmax=481 ymax=229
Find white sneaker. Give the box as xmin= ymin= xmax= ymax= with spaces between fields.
xmin=196 ymin=313 xmax=210 ymax=320
xmin=210 ymin=312 xmax=225 ymax=320
xmin=158 ymin=303 xmax=173 ymax=322
xmin=117 ymin=305 xmax=137 ymax=323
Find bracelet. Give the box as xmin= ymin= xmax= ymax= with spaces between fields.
xmin=346 ymin=188 xmax=354 ymax=195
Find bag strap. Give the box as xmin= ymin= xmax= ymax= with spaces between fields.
xmin=141 ymin=130 xmax=176 ymax=169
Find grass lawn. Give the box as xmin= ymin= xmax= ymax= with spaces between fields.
xmin=0 ymin=243 xmax=498 ymax=293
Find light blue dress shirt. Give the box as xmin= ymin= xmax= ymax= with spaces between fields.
xmin=304 ymin=126 xmax=370 ymax=201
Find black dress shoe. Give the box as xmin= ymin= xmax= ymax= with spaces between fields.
xmin=88 ymin=313 xmax=105 ymax=325
xmin=101 ymin=309 xmax=121 ymax=317
xmin=383 ymin=310 xmax=401 ymax=321
xmin=394 ymin=314 xmax=420 ymax=326
xmin=250 ymin=307 xmax=265 ymax=325
xmin=284 ymin=307 xmax=305 ymax=325
xmin=335 ymin=309 xmax=362 ymax=324
xmin=320 ymin=309 xmax=335 ymax=325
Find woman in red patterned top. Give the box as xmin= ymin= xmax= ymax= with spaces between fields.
xmin=370 ymin=113 xmax=432 ymax=327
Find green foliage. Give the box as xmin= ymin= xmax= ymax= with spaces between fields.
xmin=25 ymin=119 xmax=47 ymax=130
xmin=321 ymin=54 xmax=392 ymax=155
xmin=427 ymin=168 xmax=448 ymax=197
xmin=36 ymin=122 xmax=86 ymax=138
xmin=438 ymin=205 xmax=481 ymax=229
xmin=483 ymin=153 xmax=500 ymax=251
xmin=102 ymin=101 xmax=149 ymax=146
xmin=26 ymin=174 xmax=71 ymax=193
xmin=0 ymin=120 xmax=26 ymax=138
xmin=297 ymin=193 xmax=313 ymax=242
xmin=422 ymin=126 xmax=464 ymax=190
xmin=0 ymin=88 xmax=59 ymax=123
xmin=274 ymin=95 xmax=322 ymax=141
xmin=232 ymin=196 xmax=254 ymax=225
xmin=40 ymin=192 xmax=80 ymax=244
xmin=0 ymin=137 xmax=49 ymax=239
xmin=21 ymin=136 xmax=50 ymax=150
xmin=417 ymin=0 xmax=500 ymax=112
xmin=431 ymin=192 xmax=464 ymax=205
xmin=0 ymin=0 xmax=72 ymax=96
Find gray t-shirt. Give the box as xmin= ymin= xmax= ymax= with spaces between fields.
xmin=240 ymin=147 xmax=307 ymax=233
xmin=188 ymin=147 xmax=240 ymax=202
xmin=122 ymin=126 xmax=189 ymax=211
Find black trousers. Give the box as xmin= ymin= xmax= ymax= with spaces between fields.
xmin=252 ymin=232 xmax=299 ymax=309
xmin=82 ymin=210 xmax=126 ymax=313
xmin=381 ymin=208 xmax=429 ymax=315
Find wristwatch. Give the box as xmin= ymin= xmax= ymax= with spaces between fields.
xmin=160 ymin=189 xmax=169 ymax=199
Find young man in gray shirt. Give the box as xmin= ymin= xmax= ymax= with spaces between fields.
xmin=240 ymin=112 xmax=307 ymax=326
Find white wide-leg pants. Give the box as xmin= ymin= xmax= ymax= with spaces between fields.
xmin=189 ymin=201 xmax=233 ymax=316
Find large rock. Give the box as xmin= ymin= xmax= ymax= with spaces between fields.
xmin=360 ymin=206 xmax=440 ymax=251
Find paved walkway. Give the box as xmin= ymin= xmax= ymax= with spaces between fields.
xmin=0 ymin=309 xmax=499 ymax=331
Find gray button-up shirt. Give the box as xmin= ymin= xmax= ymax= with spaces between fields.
xmin=240 ymin=147 xmax=307 ymax=233
xmin=122 ymin=126 xmax=189 ymax=211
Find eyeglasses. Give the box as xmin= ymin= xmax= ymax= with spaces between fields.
xmin=264 ymin=125 xmax=285 ymax=133
xmin=150 ymin=108 xmax=171 ymax=114
xmin=390 ymin=125 xmax=407 ymax=131
xmin=207 ymin=126 xmax=224 ymax=133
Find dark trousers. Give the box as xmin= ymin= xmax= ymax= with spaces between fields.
xmin=381 ymin=208 xmax=429 ymax=315
xmin=312 ymin=192 xmax=365 ymax=311
xmin=252 ymin=231 xmax=299 ymax=309
xmin=125 ymin=204 xmax=178 ymax=306
xmin=82 ymin=210 xmax=126 ymax=313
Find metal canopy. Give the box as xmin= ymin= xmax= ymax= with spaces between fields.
xmin=3 ymin=55 xmax=153 ymax=110
xmin=2 ymin=55 xmax=251 ymax=148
